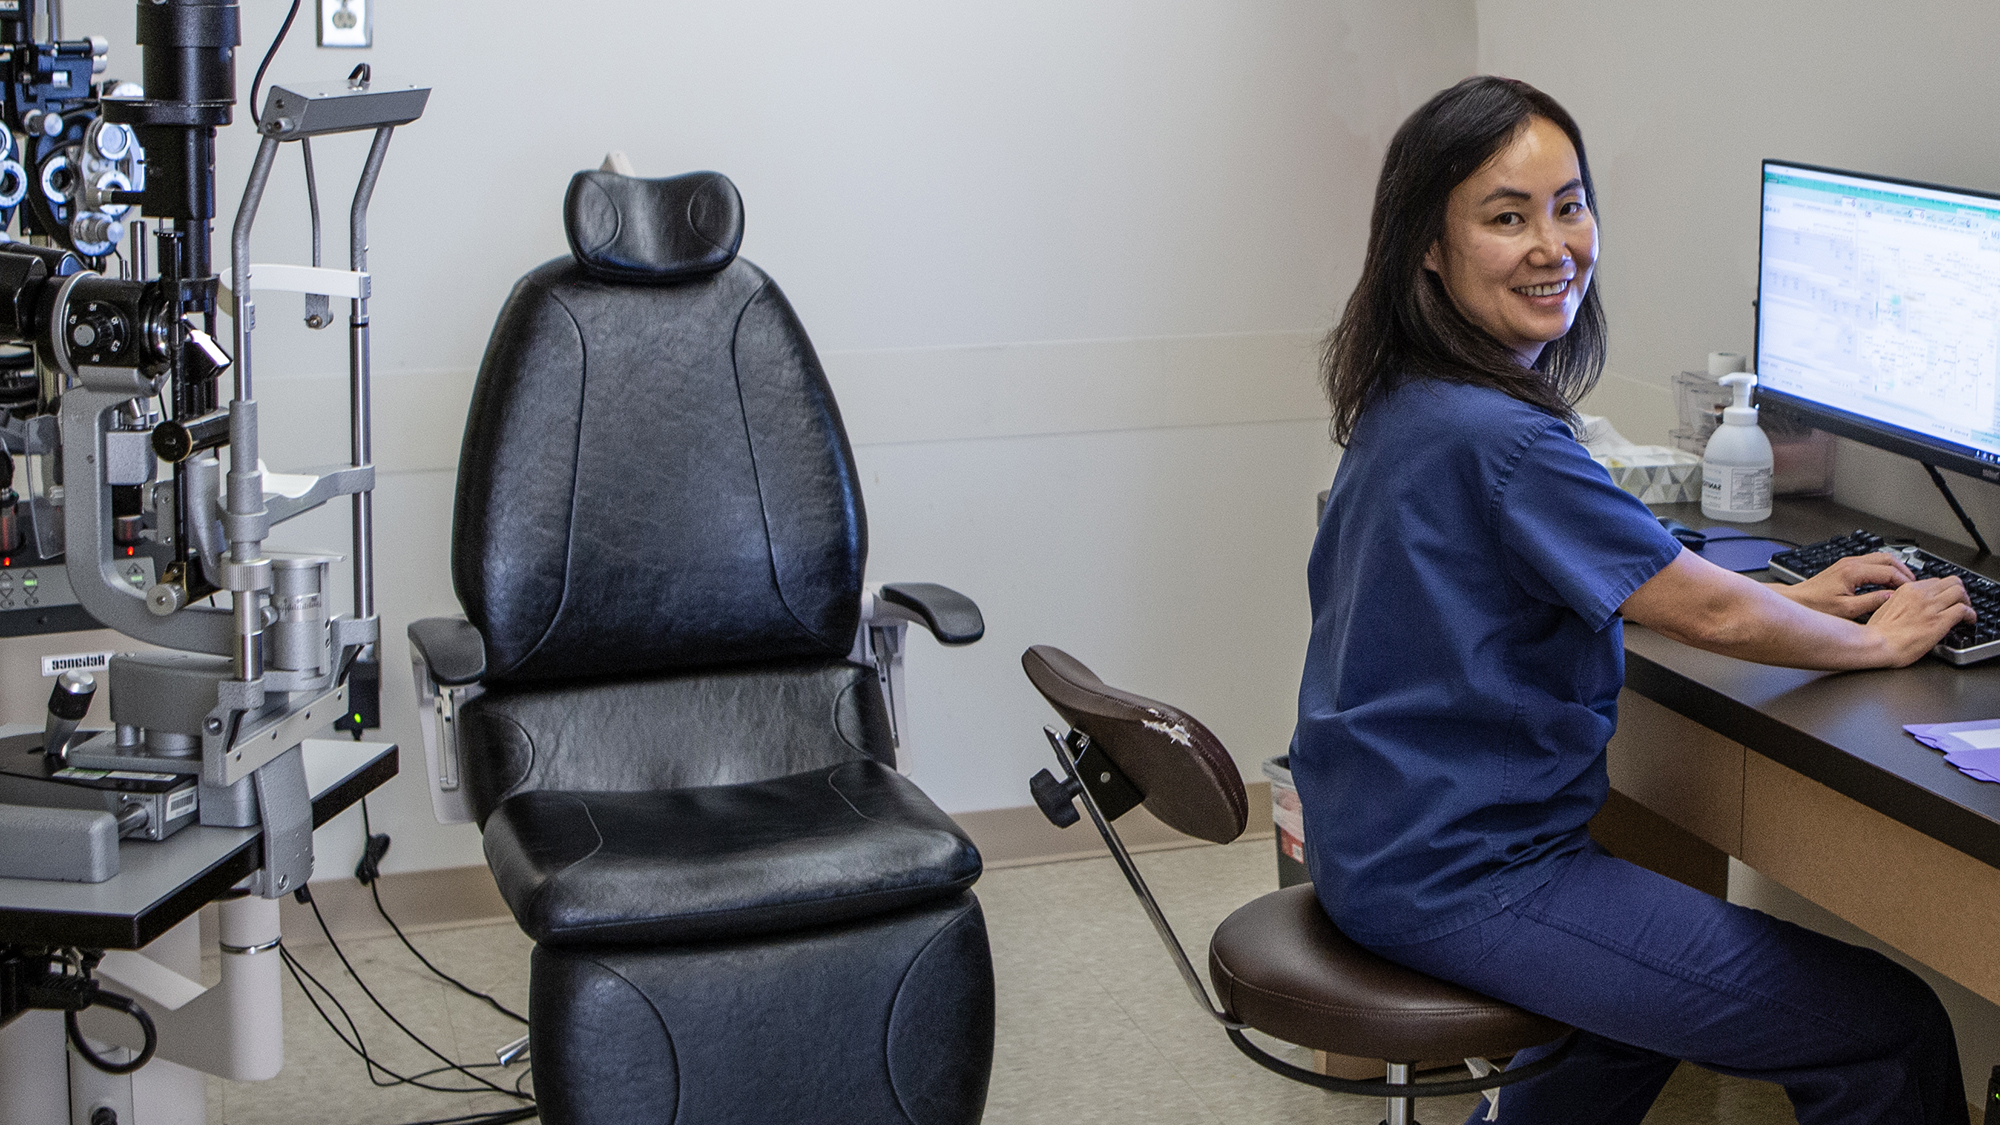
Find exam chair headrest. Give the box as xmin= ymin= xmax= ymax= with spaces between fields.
xmin=563 ymin=169 xmax=744 ymax=283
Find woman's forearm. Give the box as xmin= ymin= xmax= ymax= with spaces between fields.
xmin=1620 ymin=550 xmax=1967 ymax=671
xmin=1637 ymin=575 xmax=1892 ymax=669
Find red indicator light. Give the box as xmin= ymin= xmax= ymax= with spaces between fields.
xmin=124 ymin=547 xmax=135 ymax=557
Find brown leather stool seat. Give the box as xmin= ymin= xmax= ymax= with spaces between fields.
xmin=1209 ymin=884 xmax=1569 ymax=1063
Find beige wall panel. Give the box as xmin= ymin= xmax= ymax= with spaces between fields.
xmin=1742 ymin=753 xmax=2000 ymax=1007
xmin=1606 ymin=690 xmax=1746 ymax=856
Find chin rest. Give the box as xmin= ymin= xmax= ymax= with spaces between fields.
xmin=484 ymin=760 xmax=981 ymax=945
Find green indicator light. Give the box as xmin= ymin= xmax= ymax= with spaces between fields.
xmin=21 ymin=576 xmax=38 ymax=590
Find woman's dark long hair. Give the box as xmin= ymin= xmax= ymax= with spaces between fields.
xmin=1322 ymin=76 xmax=1606 ymax=444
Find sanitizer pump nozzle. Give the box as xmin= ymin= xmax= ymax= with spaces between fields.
xmin=1701 ymin=373 xmax=1774 ymax=522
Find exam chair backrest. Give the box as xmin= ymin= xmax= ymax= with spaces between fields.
xmin=443 ymin=170 xmax=892 ymax=825
xmin=1021 ymin=645 xmax=1247 ymax=843
xmin=454 ymin=169 xmax=867 ymax=685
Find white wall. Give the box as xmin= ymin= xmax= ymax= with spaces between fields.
xmin=15 ymin=0 xmax=1478 ymax=877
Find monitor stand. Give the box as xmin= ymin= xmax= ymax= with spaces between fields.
xmin=1923 ymin=463 xmax=1990 ymax=558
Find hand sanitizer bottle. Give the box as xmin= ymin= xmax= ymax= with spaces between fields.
xmin=1701 ymin=373 xmax=1774 ymax=522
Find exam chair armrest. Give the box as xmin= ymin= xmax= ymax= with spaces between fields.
xmin=408 ymin=617 xmax=487 ymax=826
xmin=408 ymin=616 xmax=487 ymax=686
xmin=875 ymin=583 xmax=984 ymax=645
xmin=851 ymin=583 xmax=982 ymax=762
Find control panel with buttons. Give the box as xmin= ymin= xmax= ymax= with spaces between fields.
xmin=0 ymin=550 xmax=154 ymax=637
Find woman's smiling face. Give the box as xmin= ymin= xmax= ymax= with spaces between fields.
xmin=1423 ymin=115 xmax=1597 ymax=366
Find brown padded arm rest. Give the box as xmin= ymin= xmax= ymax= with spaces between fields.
xmin=1021 ymin=645 xmax=1247 ymax=844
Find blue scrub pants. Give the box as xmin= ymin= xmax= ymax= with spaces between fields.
xmin=1359 ymin=847 xmax=1967 ymax=1125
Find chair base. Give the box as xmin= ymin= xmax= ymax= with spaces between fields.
xmin=527 ymin=892 xmax=994 ymax=1125
xmin=1226 ymin=1026 xmax=1575 ymax=1099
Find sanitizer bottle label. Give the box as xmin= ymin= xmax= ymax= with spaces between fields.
xmin=1702 ymin=465 xmax=1772 ymax=515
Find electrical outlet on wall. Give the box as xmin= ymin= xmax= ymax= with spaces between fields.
xmin=318 ymin=0 xmax=371 ymax=48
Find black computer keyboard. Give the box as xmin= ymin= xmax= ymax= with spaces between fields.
xmin=1768 ymin=530 xmax=2000 ymax=665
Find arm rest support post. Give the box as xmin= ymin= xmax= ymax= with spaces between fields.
xmin=408 ymin=617 xmax=486 ymax=825
xmin=850 ymin=583 xmax=984 ymax=766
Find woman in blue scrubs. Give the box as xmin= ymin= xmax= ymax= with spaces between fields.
xmin=1294 ymin=76 xmax=1978 ymax=1124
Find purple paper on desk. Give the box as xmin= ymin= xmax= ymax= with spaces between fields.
xmin=1904 ymin=720 xmax=2000 ymax=783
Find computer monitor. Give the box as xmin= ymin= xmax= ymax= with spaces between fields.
xmin=1754 ymin=159 xmax=2000 ymax=486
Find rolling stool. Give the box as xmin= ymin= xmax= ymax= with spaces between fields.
xmin=1021 ymin=645 xmax=1575 ymax=1123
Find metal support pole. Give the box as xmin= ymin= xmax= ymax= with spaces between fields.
xmin=1385 ymin=1062 xmax=1414 ymax=1125
xmin=0 ymin=1010 xmax=68 ymax=1125
xmin=228 ymin=135 xmax=279 ymax=407
xmin=224 ymin=134 xmax=280 ymax=681
xmin=346 ymin=126 xmax=391 ymax=624
xmin=1044 ymin=726 xmax=1244 ymax=1028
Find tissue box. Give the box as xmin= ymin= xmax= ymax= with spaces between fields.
xmin=1594 ymin=448 xmax=1703 ymax=504
xmin=1575 ymin=414 xmax=1702 ymax=503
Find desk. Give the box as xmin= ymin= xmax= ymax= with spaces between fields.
xmin=1612 ymin=497 xmax=2000 ymax=1006
xmin=0 ymin=738 xmax=398 ymax=949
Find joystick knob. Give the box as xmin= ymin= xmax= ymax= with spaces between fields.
xmin=44 ymin=669 xmax=96 ymax=762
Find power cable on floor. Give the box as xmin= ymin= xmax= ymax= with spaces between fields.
xmin=278 ymin=933 xmax=540 ymax=1125
xmin=278 ymin=943 xmax=510 ymax=1096
xmin=357 ymin=801 xmax=528 ymax=1025
xmin=297 ymin=889 xmax=527 ymax=1102
xmin=273 ymin=804 xmax=537 ymax=1124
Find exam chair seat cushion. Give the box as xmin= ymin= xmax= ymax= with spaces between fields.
xmin=484 ymin=760 xmax=982 ymax=946
xmin=1208 ymin=885 xmax=1571 ymax=1062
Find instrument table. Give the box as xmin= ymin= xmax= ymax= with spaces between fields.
xmin=0 ymin=738 xmax=396 ymax=949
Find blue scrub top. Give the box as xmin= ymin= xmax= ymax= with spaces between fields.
xmin=1292 ymin=378 xmax=1683 ymax=945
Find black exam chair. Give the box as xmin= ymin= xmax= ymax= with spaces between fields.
xmin=407 ymin=168 xmax=995 ymax=1125
xmin=1020 ymin=645 xmax=1576 ymax=1125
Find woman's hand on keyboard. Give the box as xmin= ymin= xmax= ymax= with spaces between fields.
xmin=1779 ymin=552 xmax=1915 ymax=619
xmin=1865 ymin=577 xmax=1977 ymax=667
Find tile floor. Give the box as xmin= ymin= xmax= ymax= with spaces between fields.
xmin=207 ymin=839 xmax=1800 ymax=1124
